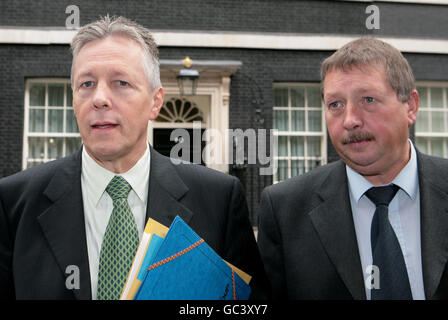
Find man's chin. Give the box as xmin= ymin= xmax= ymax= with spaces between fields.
xmin=85 ymin=144 xmax=124 ymax=162
xmin=339 ymin=152 xmax=378 ymax=172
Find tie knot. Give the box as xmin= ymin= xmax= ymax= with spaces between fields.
xmin=365 ymin=184 xmax=399 ymax=207
xmin=106 ymin=176 xmax=131 ymax=201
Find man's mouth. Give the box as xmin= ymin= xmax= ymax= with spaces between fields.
xmin=91 ymin=122 xmax=119 ymax=130
xmin=342 ymin=132 xmax=374 ymax=145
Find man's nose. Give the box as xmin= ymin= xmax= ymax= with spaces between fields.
xmin=343 ymin=102 xmax=363 ymax=130
xmin=92 ymin=82 xmax=112 ymax=109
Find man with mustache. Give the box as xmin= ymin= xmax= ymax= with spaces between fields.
xmin=0 ymin=15 xmax=269 ymax=300
xmin=257 ymin=37 xmax=448 ymax=299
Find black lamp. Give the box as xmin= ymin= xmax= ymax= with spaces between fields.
xmin=177 ymin=56 xmax=199 ymax=96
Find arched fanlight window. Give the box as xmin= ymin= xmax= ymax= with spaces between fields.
xmin=156 ymin=97 xmax=203 ymax=123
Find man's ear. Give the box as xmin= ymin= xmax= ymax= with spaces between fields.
xmin=149 ymin=87 xmax=164 ymax=120
xmin=406 ymin=89 xmax=419 ymax=127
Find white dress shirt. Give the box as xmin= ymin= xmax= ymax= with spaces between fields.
xmin=347 ymin=140 xmax=425 ymax=300
xmin=81 ymin=145 xmax=150 ymax=300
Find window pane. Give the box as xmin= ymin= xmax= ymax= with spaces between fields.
xmin=66 ymin=137 xmax=82 ymax=155
xmin=29 ymin=109 xmax=45 ymax=132
xmin=48 ymin=109 xmax=63 ymax=133
xmin=66 ymin=109 xmax=78 ymax=133
xmin=29 ymin=83 xmax=45 ymax=106
xmin=27 ymin=160 xmax=43 ymax=168
xmin=308 ymin=110 xmax=322 ymax=131
xmin=415 ymin=137 xmax=427 ymax=154
xmin=28 ymin=137 xmax=45 ymax=159
xmin=431 ymin=88 xmax=443 ymax=108
xmin=47 ymin=137 xmax=63 ymax=159
xmin=25 ymin=80 xmax=81 ymax=169
xmin=274 ymin=88 xmax=288 ymax=107
xmin=277 ymin=160 xmax=289 ymax=181
xmin=48 ymin=84 xmax=64 ymax=106
xmin=291 ymin=87 xmax=304 ymax=107
xmin=431 ymin=138 xmax=444 ymax=157
xmin=307 ymin=86 xmax=321 ymax=107
xmin=416 ymin=110 xmax=429 ymax=132
xmin=290 ymin=136 xmax=304 ymax=156
xmin=291 ymin=160 xmax=304 ymax=177
xmin=274 ymin=110 xmax=288 ymax=131
xmin=291 ymin=110 xmax=305 ymax=131
xmin=417 ymin=87 xmax=427 ymax=108
xmin=307 ymin=136 xmax=321 ymax=157
xmin=66 ymin=84 xmax=73 ymax=107
xmin=307 ymin=159 xmax=321 ymax=171
xmin=273 ymin=84 xmax=326 ymax=174
xmin=431 ymin=111 xmax=445 ymax=132
xmin=278 ymin=136 xmax=288 ymax=156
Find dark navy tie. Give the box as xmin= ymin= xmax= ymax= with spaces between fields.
xmin=365 ymin=185 xmax=413 ymax=300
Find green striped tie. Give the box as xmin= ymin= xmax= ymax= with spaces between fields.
xmin=97 ymin=176 xmax=139 ymax=300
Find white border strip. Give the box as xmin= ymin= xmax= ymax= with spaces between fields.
xmin=1 ymin=28 xmax=448 ymax=54
xmin=341 ymin=0 xmax=448 ymax=5
xmin=0 ymin=28 xmax=77 ymax=44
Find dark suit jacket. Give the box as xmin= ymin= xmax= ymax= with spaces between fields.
xmin=257 ymin=151 xmax=448 ymax=299
xmin=0 ymin=147 xmax=269 ymax=299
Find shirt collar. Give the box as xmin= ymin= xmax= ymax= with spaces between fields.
xmin=392 ymin=139 xmax=418 ymax=201
xmin=81 ymin=144 xmax=150 ymax=206
xmin=346 ymin=139 xmax=419 ymax=203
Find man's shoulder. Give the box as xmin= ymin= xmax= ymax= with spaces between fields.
xmin=258 ymin=161 xmax=345 ymax=220
xmin=173 ymin=160 xmax=238 ymax=188
xmin=151 ymin=149 xmax=240 ymax=194
xmin=265 ymin=160 xmax=344 ymax=197
xmin=418 ymin=152 xmax=448 ymax=168
xmin=417 ymin=152 xmax=448 ymax=186
xmin=0 ymin=153 xmax=79 ymax=194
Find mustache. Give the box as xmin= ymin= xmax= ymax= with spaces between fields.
xmin=341 ymin=131 xmax=375 ymax=145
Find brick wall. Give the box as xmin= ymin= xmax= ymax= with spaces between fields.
xmin=1 ymin=0 xmax=447 ymax=39
xmin=2 ymin=0 xmax=448 ymax=223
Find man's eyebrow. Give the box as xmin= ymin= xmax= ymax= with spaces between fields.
xmin=324 ymin=87 xmax=380 ymax=99
xmin=356 ymin=87 xmax=377 ymax=94
xmin=109 ymin=70 xmax=132 ymax=78
xmin=76 ymin=71 xmax=95 ymax=80
xmin=323 ymin=92 xmax=338 ymax=101
xmin=75 ymin=70 xmax=134 ymax=82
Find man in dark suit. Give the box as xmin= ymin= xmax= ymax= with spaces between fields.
xmin=0 ymin=15 xmax=268 ymax=300
xmin=257 ymin=37 xmax=448 ymax=300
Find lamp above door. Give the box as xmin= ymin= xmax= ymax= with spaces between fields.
xmin=177 ymin=56 xmax=199 ymax=96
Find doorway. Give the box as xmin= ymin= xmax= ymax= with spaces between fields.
xmin=150 ymin=95 xmax=210 ymax=166
xmin=153 ymin=128 xmax=206 ymax=165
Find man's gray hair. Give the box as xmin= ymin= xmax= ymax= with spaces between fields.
xmin=321 ymin=37 xmax=415 ymax=102
xmin=70 ymin=15 xmax=161 ymax=90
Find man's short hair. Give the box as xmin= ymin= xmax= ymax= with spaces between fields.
xmin=321 ymin=37 xmax=415 ymax=102
xmin=70 ymin=15 xmax=161 ymax=90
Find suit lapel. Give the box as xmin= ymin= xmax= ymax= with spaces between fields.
xmin=417 ymin=153 xmax=448 ymax=299
xmin=308 ymin=161 xmax=366 ymax=300
xmin=33 ymin=147 xmax=196 ymax=299
xmin=37 ymin=150 xmax=92 ymax=300
xmin=145 ymin=147 xmax=194 ymax=228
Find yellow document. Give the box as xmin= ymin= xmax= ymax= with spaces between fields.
xmin=120 ymin=218 xmax=169 ymax=300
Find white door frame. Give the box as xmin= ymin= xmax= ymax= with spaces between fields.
xmin=148 ymin=76 xmax=231 ymax=173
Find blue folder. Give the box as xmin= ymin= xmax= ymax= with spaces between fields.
xmin=134 ymin=216 xmax=251 ymax=300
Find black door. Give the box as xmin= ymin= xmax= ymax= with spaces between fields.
xmin=153 ymin=128 xmax=206 ymax=165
